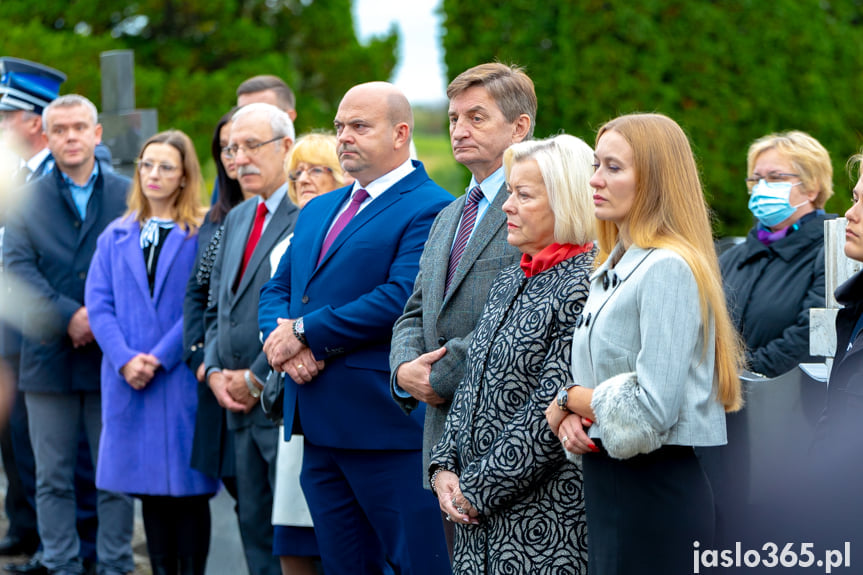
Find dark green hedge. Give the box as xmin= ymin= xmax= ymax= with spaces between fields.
xmin=0 ymin=0 xmax=398 ymax=169
xmin=441 ymin=0 xmax=863 ymax=235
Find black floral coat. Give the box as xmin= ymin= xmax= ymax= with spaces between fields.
xmin=430 ymin=252 xmax=593 ymax=574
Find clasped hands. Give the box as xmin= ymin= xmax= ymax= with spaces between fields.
xmin=544 ymin=392 xmax=598 ymax=455
xmin=121 ymin=353 xmax=161 ymax=390
xmin=208 ymin=368 xmax=258 ymax=413
xmin=262 ymin=318 xmax=324 ymax=385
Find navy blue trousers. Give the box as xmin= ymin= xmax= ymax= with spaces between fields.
xmin=300 ymin=441 xmax=450 ymax=575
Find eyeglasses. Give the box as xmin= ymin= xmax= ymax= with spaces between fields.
xmin=137 ymin=160 xmax=179 ymax=176
xmin=288 ymin=166 xmax=333 ymax=182
xmin=222 ymin=136 xmax=283 ymax=160
xmin=744 ymin=172 xmax=800 ymax=186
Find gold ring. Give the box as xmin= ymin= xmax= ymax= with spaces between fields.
xmin=296 ymin=364 xmax=304 ymax=369
xmin=561 ymin=435 xmax=569 ymax=444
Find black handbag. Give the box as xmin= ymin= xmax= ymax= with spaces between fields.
xmin=261 ymin=370 xmax=284 ymax=423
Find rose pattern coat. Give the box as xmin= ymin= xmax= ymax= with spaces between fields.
xmin=429 ymin=252 xmax=593 ymax=574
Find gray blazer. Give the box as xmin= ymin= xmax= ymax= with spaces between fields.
xmin=390 ymin=184 xmax=520 ymax=482
xmin=570 ymin=244 xmax=727 ymax=458
xmin=204 ymin=195 xmax=298 ymax=430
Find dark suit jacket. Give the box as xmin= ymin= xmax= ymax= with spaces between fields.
xmin=259 ymin=161 xmax=453 ymax=450
xmin=389 ymin=183 xmax=520 ymax=482
xmin=0 ymin=147 xmax=110 ymax=358
xmin=204 ymin=194 xmax=298 ymax=431
xmin=182 ymin=214 xmax=235 ymax=477
xmin=2 ymin=162 xmax=129 ymax=392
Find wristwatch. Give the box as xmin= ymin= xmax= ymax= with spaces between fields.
xmin=293 ymin=317 xmax=307 ymax=346
xmin=556 ymin=384 xmax=576 ymax=412
xmin=244 ymin=370 xmax=261 ymax=399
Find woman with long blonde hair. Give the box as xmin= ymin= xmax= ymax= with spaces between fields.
xmin=546 ymin=113 xmax=743 ymax=573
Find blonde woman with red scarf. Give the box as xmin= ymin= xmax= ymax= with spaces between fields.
xmin=428 ymin=134 xmax=595 ymax=574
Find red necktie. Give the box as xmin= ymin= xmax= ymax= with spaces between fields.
xmin=317 ymin=189 xmax=370 ymax=266
xmin=445 ymin=186 xmax=484 ymax=293
xmin=238 ymin=202 xmax=269 ymax=283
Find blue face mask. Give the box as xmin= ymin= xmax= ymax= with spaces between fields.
xmin=748 ymin=180 xmax=809 ymax=228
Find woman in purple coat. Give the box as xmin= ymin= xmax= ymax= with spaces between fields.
xmin=85 ymin=130 xmax=218 ymax=575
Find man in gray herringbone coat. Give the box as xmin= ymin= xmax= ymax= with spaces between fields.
xmin=389 ymin=62 xmax=536 ymax=556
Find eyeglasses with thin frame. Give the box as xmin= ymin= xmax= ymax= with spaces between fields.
xmin=222 ymin=136 xmax=283 ymax=160
xmin=137 ymin=159 xmax=180 ymax=176
xmin=744 ymin=172 xmax=800 ymax=187
xmin=288 ymin=166 xmax=334 ymax=182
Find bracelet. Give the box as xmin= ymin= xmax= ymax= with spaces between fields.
xmin=244 ymin=370 xmax=261 ymax=399
xmin=430 ymin=467 xmax=446 ymax=497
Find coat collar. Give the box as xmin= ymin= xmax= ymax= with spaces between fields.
xmin=736 ymin=212 xmax=834 ymax=266
xmin=590 ymin=243 xmax=655 ymax=283
xmin=311 ymin=160 xmax=430 ymax=274
xmin=233 ymin=193 xmax=298 ymax=300
xmin=441 ymin=180 xmax=508 ymax=305
xmin=113 ymin=216 xmax=188 ymax=306
xmin=835 ymin=268 xmax=863 ymax=307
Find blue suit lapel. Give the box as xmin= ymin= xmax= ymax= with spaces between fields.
xmin=313 ymin=164 xmax=429 ymax=274
xmin=314 ymin=188 xmax=401 ymax=273
xmin=309 ymin=186 xmax=352 ymax=273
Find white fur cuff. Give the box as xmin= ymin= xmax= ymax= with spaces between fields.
xmin=591 ymin=371 xmax=663 ymax=459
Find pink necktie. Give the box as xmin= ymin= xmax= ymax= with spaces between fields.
xmin=445 ymin=186 xmax=484 ymax=293
xmin=317 ymin=189 xmax=370 ymax=266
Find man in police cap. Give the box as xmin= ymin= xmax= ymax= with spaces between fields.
xmin=0 ymin=58 xmax=66 ymax=182
xmin=0 ymin=58 xmax=67 ymax=566
xmin=0 ymin=58 xmax=101 ymax=575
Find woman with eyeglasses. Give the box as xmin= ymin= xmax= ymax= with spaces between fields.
xmin=267 ymin=132 xmax=346 ymax=575
xmin=183 ymin=109 xmax=249 ymax=505
xmin=720 ymin=131 xmax=835 ymax=378
xmin=705 ymin=131 xmax=835 ymax=550
xmin=85 ymin=130 xmax=217 ymax=575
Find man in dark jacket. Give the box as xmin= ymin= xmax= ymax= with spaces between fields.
xmin=3 ymin=94 xmax=134 ymax=575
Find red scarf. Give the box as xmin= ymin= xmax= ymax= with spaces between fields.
xmin=520 ymin=242 xmax=594 ymax=278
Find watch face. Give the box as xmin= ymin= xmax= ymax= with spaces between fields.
xmin=557 ymin=388 xmax=569 ymax=410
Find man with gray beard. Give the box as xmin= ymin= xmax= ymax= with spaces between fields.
xmin=203 ymin=103 xmax=306 ymax=575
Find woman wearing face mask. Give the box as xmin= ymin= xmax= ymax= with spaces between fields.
xmin=719 ymin=131 xmax=835 ymax=378
xmin=708 ymin=131 xmax=835 ymax=550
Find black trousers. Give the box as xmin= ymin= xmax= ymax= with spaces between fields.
xmin=139 ymin=494 xmax=211 ymax=573
xmin=583 ymin=443 xmax=714 ymax=575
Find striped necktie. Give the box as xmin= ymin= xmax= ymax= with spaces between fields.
xmin=445 ymin=186 xmax=484 ymax=293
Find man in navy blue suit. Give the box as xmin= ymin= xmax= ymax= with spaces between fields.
xmin=259 ymin=82 xmax=453 ymax=575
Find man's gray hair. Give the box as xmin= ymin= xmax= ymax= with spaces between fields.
xmin=233 ymin=102 xmax=295 ymax=142
xmin=42 ymin=94 xmax=99 ymax=129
